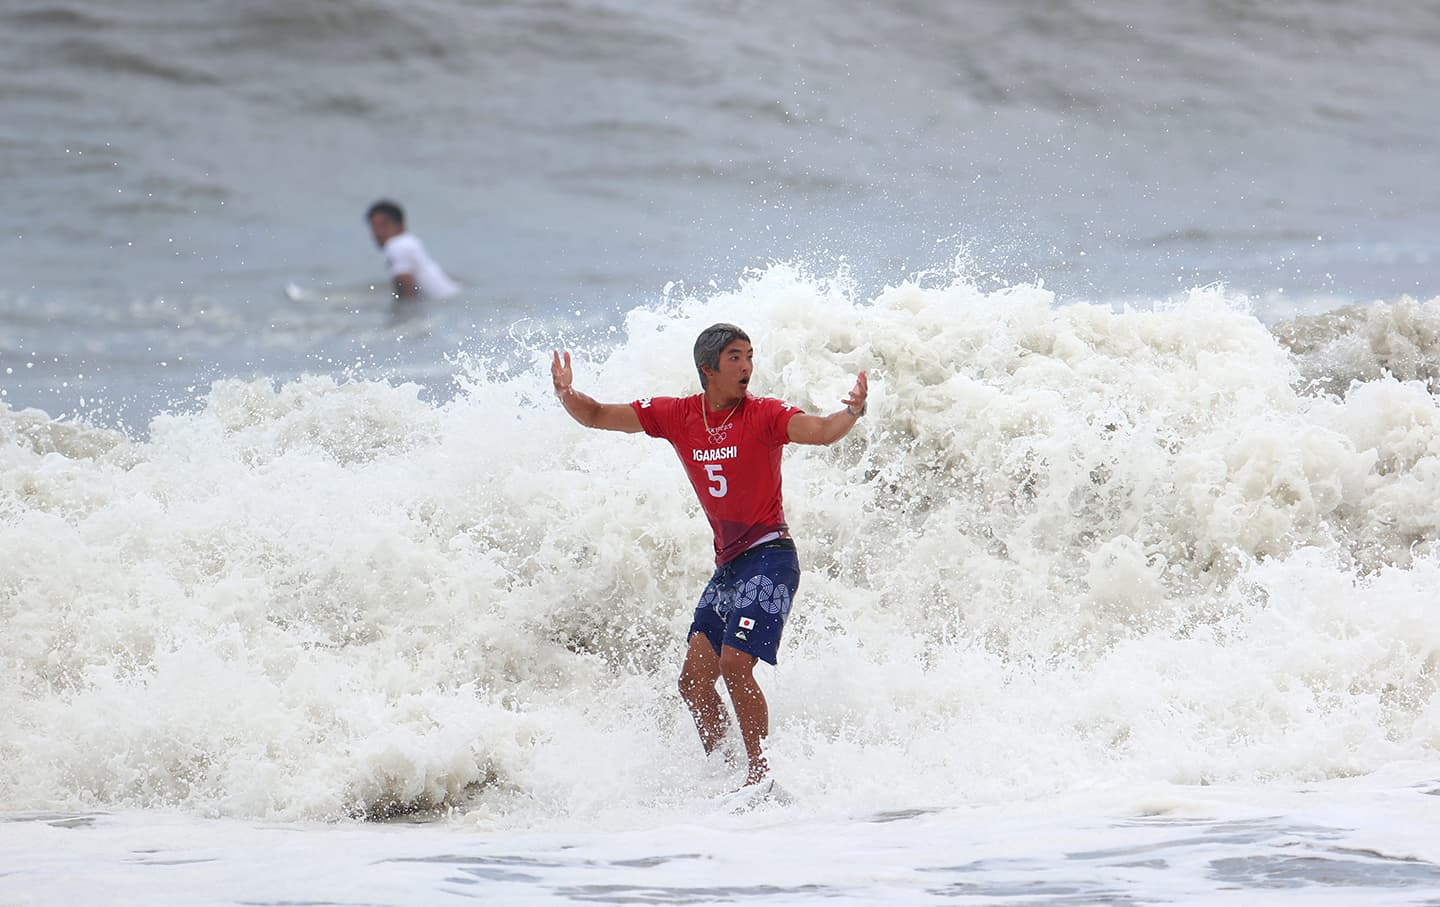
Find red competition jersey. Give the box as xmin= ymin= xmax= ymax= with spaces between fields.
xmin=632 ymin=393 xmax=802 ymax=565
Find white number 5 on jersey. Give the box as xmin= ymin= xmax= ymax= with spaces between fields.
xmin=704 ymin=463 xmax=728 ymax=497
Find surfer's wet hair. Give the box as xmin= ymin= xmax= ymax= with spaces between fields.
xmin=365 ymin=199 xmax=404 ymax=226
xmin=694 ymin=323 xmax=750 ymax=389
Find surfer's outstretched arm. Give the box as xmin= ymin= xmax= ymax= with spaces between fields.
xmin=551 ymin=350 xmax=643 ymax=433
xmin=787 ymin=370 xmax=868 ymax=446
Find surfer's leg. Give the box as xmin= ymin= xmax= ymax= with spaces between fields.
xmin=679 ymin=631 xmax=730 ymax=754
xmin=719 ymin=645 xmax=769 ymax=785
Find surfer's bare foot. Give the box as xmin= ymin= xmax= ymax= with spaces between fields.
xmin=735 ymin=779 xmax=767 ymax=794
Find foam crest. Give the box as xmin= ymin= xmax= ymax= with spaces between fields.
xmin=1276 ymin=296 xmax=1440 ymax=395
xmin=5 ymin=270 xmax=1440 ymax=825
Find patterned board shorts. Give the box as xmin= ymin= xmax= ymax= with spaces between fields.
xmin=689 ymin=538 xmax=800 ymax=665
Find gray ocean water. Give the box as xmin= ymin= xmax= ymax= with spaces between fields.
xmin=2 ymin=0 xmax=1439 ymax=428
xmin=11 ymin=6 xmax=1440 ymax=903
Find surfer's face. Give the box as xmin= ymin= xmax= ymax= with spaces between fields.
xmin=707 ymin=339 xmax=753 ymax=397
xmin=368 ymin=213 xmax=401 ymax=248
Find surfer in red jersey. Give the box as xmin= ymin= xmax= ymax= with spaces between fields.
xmin=552 ymin=323 xmax=867 ymax=787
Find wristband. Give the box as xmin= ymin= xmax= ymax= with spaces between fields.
xmin=846 ymin=402 xmax=866 ymax=418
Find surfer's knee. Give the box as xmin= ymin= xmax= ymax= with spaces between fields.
xmin=677 ymin=670 xmax=700 ymax=700
xmin=678 ymin=663 xmax=716 ymax=702
xmin=718 ymin=646 xmax=757 ymax=685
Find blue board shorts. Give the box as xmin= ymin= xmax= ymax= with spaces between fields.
xmin=689 ymin=538 xmax=800 ymax=666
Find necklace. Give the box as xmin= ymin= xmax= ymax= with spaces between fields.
xmin=702 ymin=397 xmax=741 ymax=435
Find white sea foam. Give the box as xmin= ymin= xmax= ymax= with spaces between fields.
xmin=4 ymin=269 xmax=1440 ymax=833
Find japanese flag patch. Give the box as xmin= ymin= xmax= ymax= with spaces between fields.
xmin=738 ymin=616 xmax=756 ymax=630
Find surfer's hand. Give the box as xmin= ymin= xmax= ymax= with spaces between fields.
xmin=843 ymin=370 xmax=868 ymax=417
xmin=551 ymin=350 xmax=574 ymax=398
